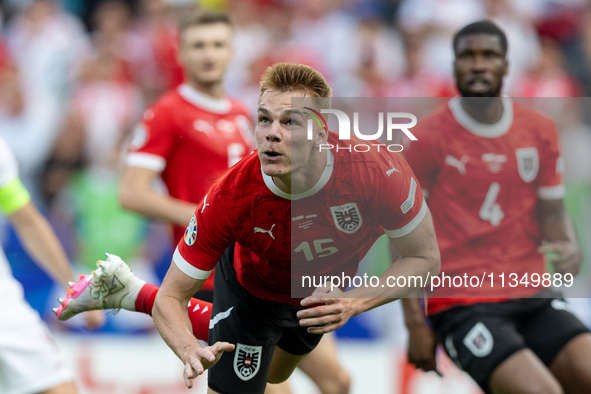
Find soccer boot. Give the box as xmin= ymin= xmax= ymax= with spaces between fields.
xmin=54 ymin=253 xmax=146 ymax=320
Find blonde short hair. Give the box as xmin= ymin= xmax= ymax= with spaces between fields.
xmin=259 ymin=63 xmax=332 ymax=110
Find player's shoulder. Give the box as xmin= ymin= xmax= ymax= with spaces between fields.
xmin=411 ymin=102 xmax=453 ymax=140
xmin=330 ymin=132 xmax=410 ymax=179
xmin=512 ymin=100 xmax=556 ymax=130
xmin=144 ymin=89 xmax=185 ymax=118
xmin=211 ymin=150 xmax=262 ymax=191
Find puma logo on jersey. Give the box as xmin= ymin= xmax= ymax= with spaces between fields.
xmin=445 ymin=155 xmax=469 ymax=175
xmin=386 ymin=161 xmax=400 ymax=176
xmin=201 ymin=194 xmax=210 ymax=213
xmin=254 ymin=224 xmax=275 ymax=239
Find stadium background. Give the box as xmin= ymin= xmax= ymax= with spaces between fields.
xmin=0 ymin=0 xmax=590 ymax=392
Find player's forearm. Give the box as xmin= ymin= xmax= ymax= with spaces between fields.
xmin=120 ymin=185 xmax=196 ymax=226
xmin=539 ymin=200 xmax=578 ymax=244
xmin=153 ymin=293 xmax=203 ymax=363
xmin=346 ymin=255 xmax=439 ymax=314
xmin=9 ymin=203 xmax=75 ymax=289
xmin=401 ymin=297 xmax=425 ymax=328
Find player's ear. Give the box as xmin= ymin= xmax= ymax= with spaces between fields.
xmin=315 ymin=125 xmax=328 ymax=147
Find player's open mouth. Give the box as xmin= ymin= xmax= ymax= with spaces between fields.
xmin=263 ymin=151 xmax=282 ymax=159
xmin=467 ymin=78 xmax=490 ymax=91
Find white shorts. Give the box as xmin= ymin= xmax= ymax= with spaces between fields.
xmin=0 ymin=301 xmax=73 ymax=394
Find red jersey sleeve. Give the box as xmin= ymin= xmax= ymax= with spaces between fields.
xmin=536 ymin=119 xmax=565 ymax=200
xmin=173 ymin=186 xmax=235 ymax=279
xmin=403 ymin=127 xmax=440 ymax=197
xmin=126 ymin=105 xmax=175 ymax=173
xmin=372 ymin=152 xmax=427 ymax=238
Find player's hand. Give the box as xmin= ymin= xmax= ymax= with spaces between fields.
xmin=538 ymin=241 xmax=582 ymax=276
xmin=407 ymin=322 xmax=440 ymax=375
xmin=298 ymin=286 xmax=357 ymax=334
xmin=83 ymin=310 xmax=105 ymax=330
xmin=183 ymin=341 xmax=235 ymax=389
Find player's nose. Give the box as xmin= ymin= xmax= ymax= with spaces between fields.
xmin=266 ymin=120 xmax=282 ymax=141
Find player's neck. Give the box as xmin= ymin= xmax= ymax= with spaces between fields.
xmin=459 ymin=96 xmax=504 ymax=125
xmin=185 ymin=79 xmax=225 ymax=100
xmin=273 ymin=150 xmax=328 ymax=195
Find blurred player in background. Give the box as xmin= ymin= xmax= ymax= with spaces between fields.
xmin=56 ymin=62 xmax=441 ymax=394
xmin=402 ymin=20 xmax=591 ymax=394
xmin=0 ymin=135 xmax=103 ymax=394
xmin=120 ymin=10 xmax=349 ymax=394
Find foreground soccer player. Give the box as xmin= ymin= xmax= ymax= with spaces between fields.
xmin=57 ymin=62 xmax=440 ymax=393
xmin=121 ymin=11 xmax=349 ymax=394
xmin=402 ymin=21 xmax=591 ymax=394
xmin=0 ymin=136 xmax=103 ymax=394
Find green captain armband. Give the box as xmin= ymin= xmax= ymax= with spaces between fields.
xmin=0 ymin=178 xmax=31 ymax=215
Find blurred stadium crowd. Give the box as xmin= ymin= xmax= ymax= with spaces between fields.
xmin=0 ymin=0 xmax=590 ymax=335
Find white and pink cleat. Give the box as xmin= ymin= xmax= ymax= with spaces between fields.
xmin=54 ymin=253 xmax=146 ymax=320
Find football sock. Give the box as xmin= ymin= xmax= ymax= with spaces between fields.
xmin=135 ymin=283 xmax=212 ymax=341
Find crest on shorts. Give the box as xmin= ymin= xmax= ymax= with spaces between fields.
xmin=463 ymin=322 xmax=494 ymax=357
xmin=184 ymin=214 xmax=197 ymax=246
xmin=234 ymin=343 xmax=262 ymax=381
xmin=516 ymin=147 xmax=539 ymax=183
xmin=330 ymin=202 xmax=362 ymax=234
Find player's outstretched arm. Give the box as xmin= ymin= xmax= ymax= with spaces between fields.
xmin=401 ymin=298 xmax=439 ymax=374
xmin=299 ymin=210 xmax=440 ymax=334
xmin=8 ymin=201 xmax=105 ymax=328
xmin=537 ymin=198 xmax=583 ymax=276
xmin=153 ymin=262 xmax=234 ymax=388
xmin=120 ymin=166 xmax=197 ymax=226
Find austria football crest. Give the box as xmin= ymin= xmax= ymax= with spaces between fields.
xmin=463 ymin=322 xmax=493 ymax=357
xmin=330 ymin=202 xmax=363 ymax=234
xmin=234 ymin=343 xmax=262 ymax=381
xmin=515 ymin=147 xmax=539 ymax=183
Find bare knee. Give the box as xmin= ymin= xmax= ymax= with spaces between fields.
xmin=323 ymin=368 xmax=351 ymax=394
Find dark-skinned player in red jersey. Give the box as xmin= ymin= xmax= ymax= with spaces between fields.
xmin=402 ymin=20 xmax=591 ymax=394
xmin=54 ymin=62 xmax=441 ymax=394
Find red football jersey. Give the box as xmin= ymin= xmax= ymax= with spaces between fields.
xmin=175 ymin=132 xmax=427 ymax=304
xmin=126 ymin=84 xmax=254 ymax=290
xmin=405 ymin=98 xmax=564 ymax=315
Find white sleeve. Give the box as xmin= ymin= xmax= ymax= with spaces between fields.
xmin=0 ymin=136 xmax=19 ymax=188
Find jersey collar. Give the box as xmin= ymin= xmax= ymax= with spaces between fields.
xmin=178 ymin=84 xmax=231 ymax=114
xmin=448 ymin=97 xmax=513 ymax=138
xmin=262 ymin=150 xmax=334 ymax=201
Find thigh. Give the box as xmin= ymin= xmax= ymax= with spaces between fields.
xmin=267 ymin=346 xmax=308 ymax=384
xmin=549 ymin=333 xmax=591 ymax=394
xmin=297 ymin=333 xmax=351 ymax=394
xmin=520 ymin=298 xmax=590 ymax=367
xmin=0 ymin=312 xmax=74 ymax=394
xmin=489 ymin=348 xmax=562 ymax=394
xmin=268 ymin=321 xmax=323 ymax=383
xmin=432 ymin=306 xmax=527 ymax=393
